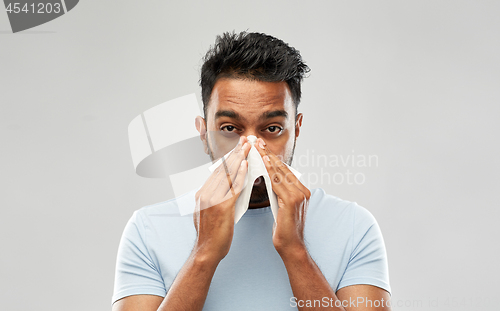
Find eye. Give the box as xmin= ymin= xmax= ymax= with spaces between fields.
xmin=265 ymin=126 xmax=283 ymax=134
xmin=221 ymin=125 xmax=237 ymax=132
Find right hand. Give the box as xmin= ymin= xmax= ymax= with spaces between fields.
xmin=193 ymin=136 xmax=250 ymax=264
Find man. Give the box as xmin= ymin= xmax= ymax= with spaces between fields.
xmin=112 ymin=31 xmax=391 ymax=310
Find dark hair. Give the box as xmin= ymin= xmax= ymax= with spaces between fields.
xmin=200 ymin=31 xmax=310 ymax=117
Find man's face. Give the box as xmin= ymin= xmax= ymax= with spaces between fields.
xmin=195 ymin=78 xmax=303 ymax=208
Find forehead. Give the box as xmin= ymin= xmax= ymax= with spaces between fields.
xmin=207 ymin=78 xmax=294 ymax=120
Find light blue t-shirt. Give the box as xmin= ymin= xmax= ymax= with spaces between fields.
xmin=112 ymin=188 xmax=391 ymax=310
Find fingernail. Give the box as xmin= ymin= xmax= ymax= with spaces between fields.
xmin=263 ymin=155 xmax=270 ymax=162
xmin=259 ymin=139 xmax=266 ymax=149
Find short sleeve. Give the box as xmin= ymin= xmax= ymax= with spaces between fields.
xmin=337 ymin=203 xmax=391 ymax=295
xmin=112 ymin=210 xmax=166 ymax=305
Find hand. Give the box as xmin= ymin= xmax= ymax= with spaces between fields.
xmin=193 ymin=136 xmax=251 ymax=264
xmin=255 ymin=138 xmax=311 ymax=258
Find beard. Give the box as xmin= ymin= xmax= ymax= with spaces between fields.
xmin=206 ymin=134 xmax=297 ymax=208
xmin=249 ymin=176 xmax=269 ymax=204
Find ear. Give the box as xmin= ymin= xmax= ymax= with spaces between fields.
xmin=295 ymin=113 xmax=303 ymax=139
xmin=195 ymin=116 xmax=209 ymax=154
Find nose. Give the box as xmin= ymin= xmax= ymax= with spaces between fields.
xmin=246 ymin=135 xmax=258 ymax=146
xmin=239 ymin=132 xmax=262 ymax=147
xmin=241 ymin=131 xmax=261 ymax=141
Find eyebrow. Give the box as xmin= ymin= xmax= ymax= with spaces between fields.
xmin=214 ymin=109 xmax=288 ymax=121
xmin=215 ymin=110 xmax=242 ymax=121
xmin=261 ymin=110 xmax=288 ymax=119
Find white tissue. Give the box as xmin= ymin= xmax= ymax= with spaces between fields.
xmin=209 ymin=136 xmax=301 ymax=224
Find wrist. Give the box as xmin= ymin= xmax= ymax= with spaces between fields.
xmin=278 ymin=243 xmax=309 ymax=265
xmin=190 ymin=244 xmax=223 ymax=269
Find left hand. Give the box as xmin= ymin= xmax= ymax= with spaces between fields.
xmin=255 ymin=138 xmax=311 ymax=258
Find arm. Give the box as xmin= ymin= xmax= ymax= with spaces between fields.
xmin=256 ymin=139 xmax=391 ymax=311
xmin=283 ymin=247 xmax=391 ymax=310
xmin=113 ymin=251 xmax=219 ymax=311
xmin=113 ymin=137 xmax=251 ymax=311
xmin=112 ymin=252 xmax=391 ymax=311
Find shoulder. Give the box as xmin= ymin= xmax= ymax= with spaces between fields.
xmin=127 ymin=190 xmax=197 ymax=237
xmin=308 ymin=188 xmax=375 ymax=221
xmin=306 ymin=188 xmax=379 ymax=236
xmin=134 ymin=190 xmax=196 ymax=218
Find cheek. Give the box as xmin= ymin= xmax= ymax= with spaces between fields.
xmin=207 ymin=130 xmax=240 ymax=158
xmin=268 ymin=135 xmax=295 ymax=162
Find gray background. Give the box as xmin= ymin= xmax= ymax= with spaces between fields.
xmin=1 ymin=1 xmax=499 ymax=310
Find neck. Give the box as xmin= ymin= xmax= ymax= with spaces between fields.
xmin=248 ymin=199 xmax=270 ymax=209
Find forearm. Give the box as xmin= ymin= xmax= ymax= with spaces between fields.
xmin=158 ymin=249 xmax=219 ymax=311
xmin=282 ymin=247 xmax=345 ymax=311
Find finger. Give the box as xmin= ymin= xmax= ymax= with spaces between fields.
xmin=207 ymin=158 xmax=248 ymax=210
xmin=222 ymin=136 xmax=251 ymax=176
xmin=211 ymin=140 xmax=250 ymax=196
xmin=256 ymin=138 xmax=308 ymax=195
xmin=217 ymin=140 xmax=250 ymax=200
xmin=222 ymin=159 xmax=248 ymax=201
xmin=204 ymin=137 xmax=250 ymax=206
xmin=221 ymin=156 xmax=235 ymax=197
xmin=263 ymin=154 xmax=303 ymax=207
xmin=207 ymin=136 xmax=247 ymax=192
xmin=212 ymin=136 xmax=248 ymax=176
